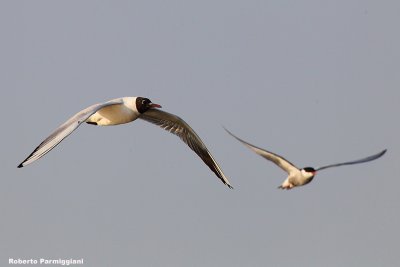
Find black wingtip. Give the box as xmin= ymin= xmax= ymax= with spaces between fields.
xmin=222 ymin=127 xmax=248 ymax=145
xmin=227 ymin=184 xmax=234 ymax=190
xmin=17 ymin=163 xmax=23 ymax=168
xmin=222 ymin=126 xmax=233 ymax=135
xmin=223 ymin=127 xmax=241 ymax=142
xmin=375 ymin=149 xmax=387 ymax=159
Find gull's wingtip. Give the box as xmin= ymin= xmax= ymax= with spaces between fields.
xmin=376 ymin=149 xmax=387 ymax=159
xmin=17 ymin=163 xmax=24 ymax=168
xmin=222 ymin=127 xmax=242 ymax=142
xmin=222 ymin=126 xmax=233 ymax=135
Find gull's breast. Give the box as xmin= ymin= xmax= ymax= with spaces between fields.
xmin=87 ymin=103 xmax=139 ymax=126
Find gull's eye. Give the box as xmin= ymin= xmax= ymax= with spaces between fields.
xmin=142 ymin=99 xmax=146 ymax=104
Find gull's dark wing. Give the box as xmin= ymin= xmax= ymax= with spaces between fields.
xmin=139 ymin=108 xmax=233 ymax=188
xmin=316 ymin=149 xmax=387 ymax=171
xmin=224 ymin=128 xmax=299 ymax=174
xmin=18 ymin=99 xmax=124 ymax=168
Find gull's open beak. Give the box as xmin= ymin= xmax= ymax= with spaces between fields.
xmin=149 ymin=103 xmax=162 ymax=109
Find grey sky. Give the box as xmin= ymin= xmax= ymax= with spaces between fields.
xmin=1 ymin=1 xmax=399 ymax=266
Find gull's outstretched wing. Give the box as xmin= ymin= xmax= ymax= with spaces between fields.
xmin=224 ymin=128 xmax=299 ymax=174
xmin=316 ymin=149 xmax=387 ymax=171
xmin=140 ymin=109 xmax=233 ymax=188
xmin=18 ymin=99 xmax=124 ymax=168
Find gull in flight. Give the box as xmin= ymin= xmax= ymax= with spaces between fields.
xmin=18 ymin=97 xmax=233 ymax=188
xmin=225 ymin=128 xmax=385 ymax=190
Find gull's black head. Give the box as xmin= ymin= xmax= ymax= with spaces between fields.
xmin=136 ymin=97 xmax=162 ymax=113
xmin=301 ymin=167 xmax=317 ymax=184
xmin=303 ymin=167 xmax=316 ymax=173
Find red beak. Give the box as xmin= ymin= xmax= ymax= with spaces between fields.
xmin=149 ymin=103 xmax=162 ymax=109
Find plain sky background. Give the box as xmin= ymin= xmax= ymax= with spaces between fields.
xmin=1 ymin=1 xmax=399 ymax=266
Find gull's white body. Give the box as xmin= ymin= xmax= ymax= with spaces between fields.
xmin=280 ymin=169 xmax=315 ymax=189
xmin=86 ymin=97 xmax=139 ymax=126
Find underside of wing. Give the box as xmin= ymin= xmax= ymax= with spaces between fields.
xmin=224 ymin=128 xmax=298 ymax=174
xmin=316 ymin=149 xmax=387 ymax=171
xmin=18 ymin=99 xmax=124 ymax=168
xmin=139 ymin=109 xmax=233 ymax=188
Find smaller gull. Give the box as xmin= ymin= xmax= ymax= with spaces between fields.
xmin=225 ymin=128 xmax=385 ymax=190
